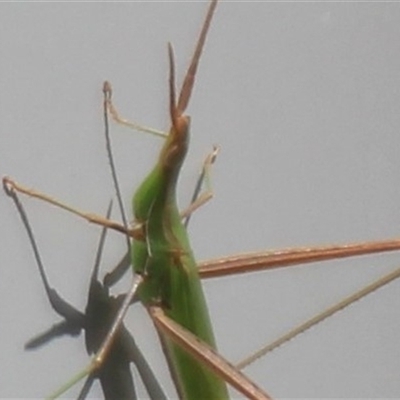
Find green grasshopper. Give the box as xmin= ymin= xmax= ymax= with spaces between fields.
xmin=5 ymin=2 xmax=270 ymax=398
xmin=3 ymin=1 xmax=400 ymax=398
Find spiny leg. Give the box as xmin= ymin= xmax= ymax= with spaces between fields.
xmin=3 ymin=177 xmax=141 ymax=238
xmin=198 ymin=239 xmax=400 ymax=278
xmin=150 ymin=306 xmax=272 ymax=400
xmin=104 ymin=81 xmax=167 ymax=139
xmin=182 ymin=145 xmax=219 ymax=226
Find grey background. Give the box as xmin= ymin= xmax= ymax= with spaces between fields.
xmin=1 ymin=1 xmax=400 ymax=399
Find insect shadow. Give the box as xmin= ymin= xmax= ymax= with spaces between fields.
xmin=4 ymin=181 xmax=166 ymax=400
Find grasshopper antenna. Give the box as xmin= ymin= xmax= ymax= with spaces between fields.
xmin=177 ymin=0 xmax=217 ymax=115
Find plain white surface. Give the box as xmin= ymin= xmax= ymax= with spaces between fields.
xmin=1 ymin=2 xmax=400 ymax=399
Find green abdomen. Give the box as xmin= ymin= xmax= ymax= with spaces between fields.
xmin=134 ymin=241 xmax=229 ymax=399
xmin=162 ymin=257 xmax=229 ymax=399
